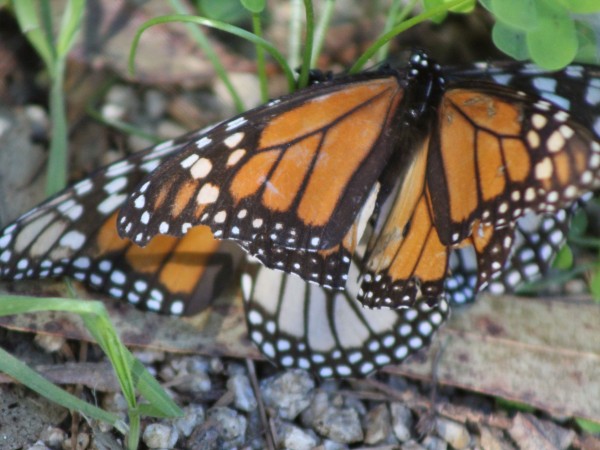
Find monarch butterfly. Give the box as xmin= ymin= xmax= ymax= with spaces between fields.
xmin=0 ymin=53 xmax=595 ymax=377
xmin=117 ymin=51 xmax=600 ymax=310
xmin=0 ymin=140 xmax=572 ymax=377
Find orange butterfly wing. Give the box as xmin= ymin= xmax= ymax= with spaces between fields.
xmin=117 ymin=75 xmax=407 ymax=256
xmin=359 ymin=82 xmax=600 ymax=308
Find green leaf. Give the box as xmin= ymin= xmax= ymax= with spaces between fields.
xmin=553 ymin=245 xmax=573 ymax=270
xmin=241 ymin=0 xmax=266 ymax=14
xmin=197 ymin=0 xmax=251 ymax=22
xmin=575 ymin=417 xmax=600 ymax=433
xmin=526 ymin=1 xmax=578 ymax=69
xmin=492 ymin=21 xmax=530 ymax=60
xmin=573 ymin=17 xmax=600 ymax=64
xmin=491 ymin=0 xmax=538 ymax=30
xmin=562 ymin=0 xmax=600 ymax=13
xmin=449 ymin=0 xmax=476 ymax=12
xmin=422 ymin=0 xmax=448 ymax=24
xmin=478 ymin=0 xmax=493 ymax=11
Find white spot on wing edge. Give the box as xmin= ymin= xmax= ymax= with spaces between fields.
xmin=225 ymin=116 xmax=247 ymax=131
xmin=224 ymin=132 xmax=245 ymax=149
xmin=180 ymin=154 xmax=200 ymax=169
xmin=98 ymin=194 xmax=128 ymax=215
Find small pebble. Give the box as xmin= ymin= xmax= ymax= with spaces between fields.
xmin=227 ymin=374 xmax=257 ymax=412
xmin=363 ymin=404 xmax=393 ymax=445
xmin=436 ymin=417 xmax=471 ymax=449
xmin=509 ymin=413 xmax=575 ymax=450
xmin=301 ymin=390 xmax=326 ymax=422
xmin=173 ymin=404 xmax=205 ymax=438
xmin=142 ymin=423 xmax=179 ymax=449
xmin=127 ymin=132 xmax=154 ymax=152
xmin=275 ymin=420 xmax=320 ymax=450
xmin=101 ymin=392 xmax=128 ymax=415
xmin=260 ymin=369 xmax=315 ymax=420
xmin=24 ymin=105 xmax=48 ymax=140
xmin=144 ymin=89 xmax=168 ymax=120
xmin=479 ymin=425 xmax=513 ymax=450
xmin=321 ymin=440 xmax=349 ymax=450
xmin=103 ymin=85 xmax=136 ymax=121
xmin=39 ymin=426 xmax=66 ymax=447
xmin=132 ymin=349 xmax=165 ymax=364
xmin=390 ymin=402 xmax=413 ymax=442
xmin=314 ymin=406 xmax=363 ymax=444
xmin=34 ymin=333 xmax=65 ymax=353
xmin=161 ymin=356 xmax=212 ymax=394
xmin=210 ymin=357 xmax=225 ymax=374
xmin=401 ymin=440 xmax=427 ymax=450
xmin=422 ymin=435 xmax=448 ymax=450
xmin=207 ymin=407 xmax=247 ymax=448
xmin=61 ymin=432 xmax=90 ymax=450
xmin=213 ymin=72 xmax=262 ymax=113
xmin=226 ymin=362 xmax=247 ymax=376
xmin=156 ymin=120 xmax=187 ymax=140
xmin=26 ymin=442 xmax=51 ymax=450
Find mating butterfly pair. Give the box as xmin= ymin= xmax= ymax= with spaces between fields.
xmin=0 ymin=51 xmax=598 ymax=377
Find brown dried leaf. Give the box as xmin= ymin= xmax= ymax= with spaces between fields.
xmin=388 ymin=294 xmax=600 ymax=422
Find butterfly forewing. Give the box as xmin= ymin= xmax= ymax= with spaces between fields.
xmin=358 ymin=71 xmax=600 ymax=309
xmin=446 ymin=61 xmax=600 ymax=139
xmin=118 ymin=74 xmax=408 ymax=254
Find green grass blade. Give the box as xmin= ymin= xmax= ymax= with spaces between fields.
xmin=297 ymin=0 xmax=315 ymax=89
xmin=56 ymin=0 xmax=85 ymax=57
xmin=376 ymin=0 xmax=418 ymax=63
xmin=288 ymin=0 xmax=304 ymax=71
xmin=45 ymin=56 xmax=69 ymax=195
xmin=311 ymin=0 xmax=336 ymax=67
xmin=0 ymin=346 xmax=127 ymax=434
xmin=12 ymin=0 xmax=55 ymax=70
xmin=251 ymin=12 xmax=269 ymax=102
xmin=0 ymin=294 xmax=182 ymax=418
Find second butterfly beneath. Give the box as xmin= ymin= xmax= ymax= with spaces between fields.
xmin=118 ymin=51 xmax=600 ymax=309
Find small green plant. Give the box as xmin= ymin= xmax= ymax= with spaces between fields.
xmin=480 ymin=0 xmax=600 ymax=69
xmin=12 ymin=0 xmax=85 ymax=196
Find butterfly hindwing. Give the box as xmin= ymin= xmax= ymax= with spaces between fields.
xmin=242 ymin=256 xmax=450 ymax=378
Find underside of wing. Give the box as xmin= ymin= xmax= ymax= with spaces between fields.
xmin=0 ymin=137 xmax=242 ymax=315
xmin=242 ymin=256 xmax=449 ymax=378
